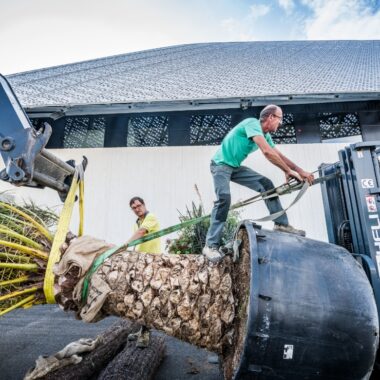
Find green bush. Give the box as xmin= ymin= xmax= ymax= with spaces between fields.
xmin=166 ymin=200 xmax=241 ymax=255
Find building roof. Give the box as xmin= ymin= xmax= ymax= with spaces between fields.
xmin=7 ymin=40 xmax=380 ymax=109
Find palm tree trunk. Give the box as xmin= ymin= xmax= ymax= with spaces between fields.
xmin=56 ymin=229 xmax=251 ymax=379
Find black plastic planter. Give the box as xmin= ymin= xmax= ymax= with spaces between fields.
xmin=234 ymin=221 xmax=379 ymax=380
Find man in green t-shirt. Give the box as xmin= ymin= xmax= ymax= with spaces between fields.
xmin=203 ymin=104 xmax=314 ymax=263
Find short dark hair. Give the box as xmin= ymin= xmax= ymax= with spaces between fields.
xmin=129 ymin=196 xmax=145 ymax=207
xmin=259 ymin=104 xmax=281 ymax=122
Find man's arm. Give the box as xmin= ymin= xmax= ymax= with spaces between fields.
xmin=125 ymin=228 xmax=148 ymax=246
xmin=252 ymin=135 xmax=303 ymax=182
xmin=274 ymin=147 xmax=314 ymax=184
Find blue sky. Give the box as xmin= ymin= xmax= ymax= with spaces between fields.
xmin=0 ymin=0 xmax=379 ymax=74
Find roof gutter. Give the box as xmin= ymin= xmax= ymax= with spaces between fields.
xmin=25 ymin=92 xmax=380 ymax=118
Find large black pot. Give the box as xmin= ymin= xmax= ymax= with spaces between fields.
xmin=234 ymin=221 xmax=379 ymax=380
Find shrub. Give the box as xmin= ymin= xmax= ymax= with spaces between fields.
xmin=166 ymin=186 xmax=241 ymax=254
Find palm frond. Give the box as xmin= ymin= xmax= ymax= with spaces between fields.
xmin=0 ymin=199 xmax=58 ymax=316
xmin=0 ymin=202 xmax=53 ymax=241
xmin=0 ymin=294 xmax=36 ymax=317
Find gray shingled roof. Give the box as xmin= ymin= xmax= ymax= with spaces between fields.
xmin=7 ymin=41 xmax=380 ymax=108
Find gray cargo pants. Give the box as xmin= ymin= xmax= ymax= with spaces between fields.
xmin=205 ymin=161 xmax=289 ymax=248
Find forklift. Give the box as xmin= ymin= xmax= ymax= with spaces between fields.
xmin=320 ymin=142 xmax=380 ymax=316
xmin=319 ymin=143 xmax=380 ymax=377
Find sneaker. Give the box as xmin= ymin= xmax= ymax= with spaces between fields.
xmin=219 ymin=241 xmax=234 ymax=256
xmin=202 ymin=246 xmax=223 ymax=263
xmin=136 ymin=328 xmax=150 ymax=348
xmin=274 ymin=224 xmax=306 ymax=237
xmin=127 ymin=330 xmax=140 ymax=342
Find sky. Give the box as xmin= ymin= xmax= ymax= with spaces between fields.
xmin=0 ymin=0 xmax=380 ymax=75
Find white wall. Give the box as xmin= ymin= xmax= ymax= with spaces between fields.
xmin=0 ymin=144 xmax=346 ymax=248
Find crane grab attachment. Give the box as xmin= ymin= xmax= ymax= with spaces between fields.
xmin=0 ymin=74 xmax=84 ymax=200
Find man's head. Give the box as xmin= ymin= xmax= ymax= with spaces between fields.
xmin=129 ymin=196 xmax=147 ymax=218
xmin=259 ymin=104 xmax=283 ymax=133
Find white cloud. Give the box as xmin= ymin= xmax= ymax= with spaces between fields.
xmin=302 ymin=0 xmax=380 ymax=39
xmin=249 ymin=3 xmax=271 ymax=19
xmin=221 ymin=3 xmax=271 ymax=41
xmin=221 ymin=18 xmax=258 ymax=40
xmin=278 ymin=0 xmax=295 ymax=14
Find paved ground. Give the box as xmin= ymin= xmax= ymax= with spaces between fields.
xmin=0 ymin=305 xmax=223 ymax=380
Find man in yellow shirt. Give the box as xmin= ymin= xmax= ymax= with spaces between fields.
xmin=126 ymin=196 xmax=161 ymax=254
xmin=125 ymin=196 xmax=160 ymax=348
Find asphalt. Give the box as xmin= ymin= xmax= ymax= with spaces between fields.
xmin=0 ymin=305 xmax=223 ymax=380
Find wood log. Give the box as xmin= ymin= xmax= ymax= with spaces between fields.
xmin=35 ymin=319 xmax=140 ymax=380
xmin=97 ymin=334 xmax=166 ymax=380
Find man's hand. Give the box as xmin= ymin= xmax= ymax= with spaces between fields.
xmin=298 ymin=170 xmax=314 ymax=185
xmin=273 ymin=147 xmax=314 ymax=185
xmin=286 ymin=169 xmax=303 ymax=183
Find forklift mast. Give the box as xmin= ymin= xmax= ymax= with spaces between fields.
xmin=320 ymin=142 xmax=380 ymax=309
xmin=0 ymin=74 xmax=77 ymax=200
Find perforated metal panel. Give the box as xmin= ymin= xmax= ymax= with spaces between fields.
xmin=271 ymin=113 xmax=297 ymax=144
xmin=319 ymin=112 xmax=361 ymax=140
xmin=127 ymin=116 xmax=169 ymax=147
xmin=31 ymin=107 xmax=371 ymax=148
xmin=190 ymin=115 xmax=232 ymax=145
xmin=30 ymin=118 xmax=46 ymax=131
xmin=63 ymin=116 xmax=106 ymax=148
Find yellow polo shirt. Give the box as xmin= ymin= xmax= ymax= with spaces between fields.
xmin=133 ymin=213 xmax=161 ymax=254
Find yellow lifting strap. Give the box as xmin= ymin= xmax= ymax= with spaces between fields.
xmin=43 ymin=168 xmax=85 ymax=304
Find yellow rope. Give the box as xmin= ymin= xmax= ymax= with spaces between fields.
xmin=43 ymin=169 xmax=84 ymax=304
xmin=79 ymin=179 xmax=84 ymax=237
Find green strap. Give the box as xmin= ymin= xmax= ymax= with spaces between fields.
xmin=81 ymin=245 xmax=122 ymax=303
xmin=81 ymin=176 xmax=333 ymax=302
xmin=81 ymin=214 xmax=211 ymax=301
xmin=129 ymin=214 xmax=210 ymax=247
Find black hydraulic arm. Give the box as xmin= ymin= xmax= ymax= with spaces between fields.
xmin=0 ymin=74 xmax=80 ymax=200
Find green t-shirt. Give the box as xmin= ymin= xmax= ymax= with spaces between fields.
xmin=212 ymin=118 xmax=275 ymax=168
